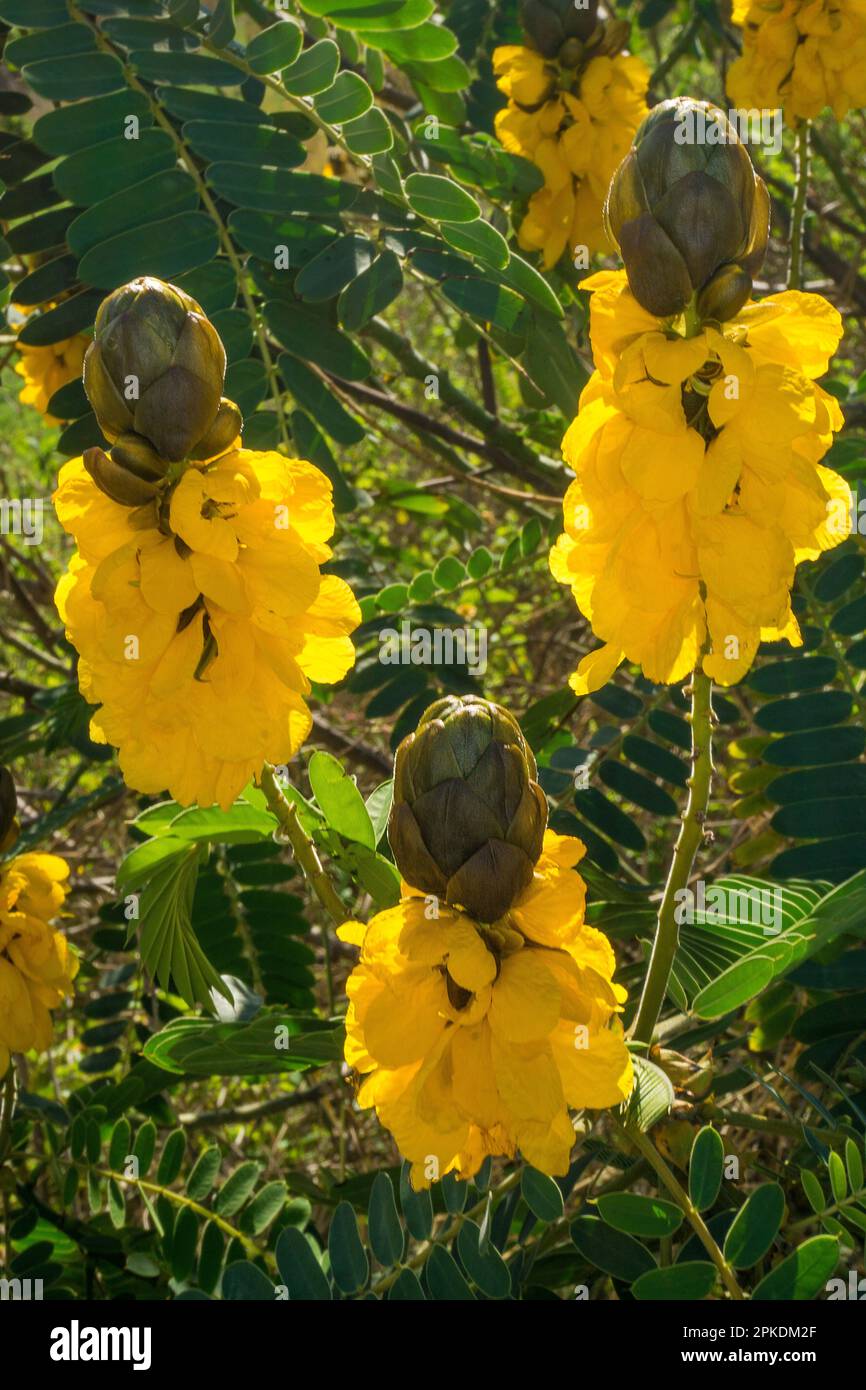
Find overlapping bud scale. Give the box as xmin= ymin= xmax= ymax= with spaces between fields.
xmin=520 ymin=0 xmax=601 ymax=60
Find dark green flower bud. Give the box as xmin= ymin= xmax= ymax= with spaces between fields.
xmin=520 ymin=0 xmax=600 ymax=59
xmin=188 ymin=397 xmax=243 ymax=461
xmin=605 ymin=99 xmax=770 ymax=321
xmin=388 ymin=695 xmax=548 ymax=923
xmin=0 ymin=766 xmax=18 ymax=854
xmin=591 ymin=17 xmax=629 ymax=57
xmin=695 ymin=262 xmax=753 ymax=323
xmin=559 ymin=37 xmax=585 ymax=68
xmin=83 ymin=445 xmax=162 ymax=508
xmin=83 ymin=277 xmax=226 ymax=462
xmin=109 ymin=432 xmax=170 ymax=482
xmin=616 ymin=212 xmax=693 ymax=319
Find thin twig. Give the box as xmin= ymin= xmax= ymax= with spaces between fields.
xmin=178 ymin=1084 xmax=327 ymax=1130
xmin=788 ymin=120 xmax=811 ymax=291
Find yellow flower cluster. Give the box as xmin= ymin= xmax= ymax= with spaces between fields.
xmin=341 ymin=831 xmax=632 ymax=1188
xmin=54 ymin=449 xmax=360 ymax=810
xmin=493 ymin=45 xmax=649 ymax=268
xmin=0 ymin=853 xmax=76 ymax=1077
xmin=728 ymin=0 xmax=866 ymax=122
xmin=550 ymin=271 xmax=850 ymax=692
xmin=15 ymin=331 xmax=88 ymax=422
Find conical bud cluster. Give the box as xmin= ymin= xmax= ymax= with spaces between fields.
xmin=84 ymin=277 xmax=226 ymax=459
xmin=388 ymin=695 xmax=548 ymax=924
xmin=605 ymin=98 xmax=770 ymax=320
xmin=82 ymin=278 xmax=242 ymax=507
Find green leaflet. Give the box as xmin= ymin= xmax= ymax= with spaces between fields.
xmin=134 ymin=843 xmax=232 ymax=1011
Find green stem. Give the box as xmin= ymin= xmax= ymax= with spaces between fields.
xmin=788 ymin=1187 xmax=866 ymax=1236
xmin=201 ymin=30 xmax=370 ymax=173
xmin=788 ymin=121 xmax=811 ymax=291
xmin=631 ymin=665 xmax=714 ymax=1045
xmin=259 ymin=763 xmax=348 ymax=927
xmin=0 ymin=1068 xmax=14 ymax=1166
xmin=1 ymin=1069 xmax=17 ymax=1274
xmin=683 ymin=296 xmax=704 ymax=339
xmin=622 ymin=1123 xmax=746 ymax=1300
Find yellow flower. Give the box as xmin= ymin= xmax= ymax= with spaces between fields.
xmin=0 ymin=852 xmax=76 ymax=1077
xmin=516 ymin=179 xmax=579 ymax=269
xmin=341 ymin=830 xmax=633 ymax=1188
xmin=492 ymin=44 xmax=556 ymax=106
xmin=493 ymin=46 xmax=649 ymax=268
xmin=15 ymin=331 xmax=88 ymax=422
xmin=54 ymin=449 xmax=361 ymax=810
xmin=728 ymin=0 xmax=866 ymax=122
xmin=550 ymin=271 xmax=850 ymax=691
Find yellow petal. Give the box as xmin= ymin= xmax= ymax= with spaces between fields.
xmin=694 ymin=429 xmax=743 ymax=515
xmin=551 ymin=1021 xmax=634 ymax=1108
xmin=139 ymin=540 xmax=199 ymax=616
xmin=191 ymin=552 xmax=249 ymax=613
xmin=489 ymin=950 xmax=560 ymax=1043
xmin=337 ymin=920 xmax=366 ymax=948
xmin=568 ymin=641 xmax=623 ymax=695
xmin=738 ymin=291 xmax=843 ymax=378
xmin=620 ymin=424 xmax=704 ymax=503
xmin=361 ymin=969 xmax=449 ymax=1067
xmin=148 ymin=612 xmax=206 ymax=699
